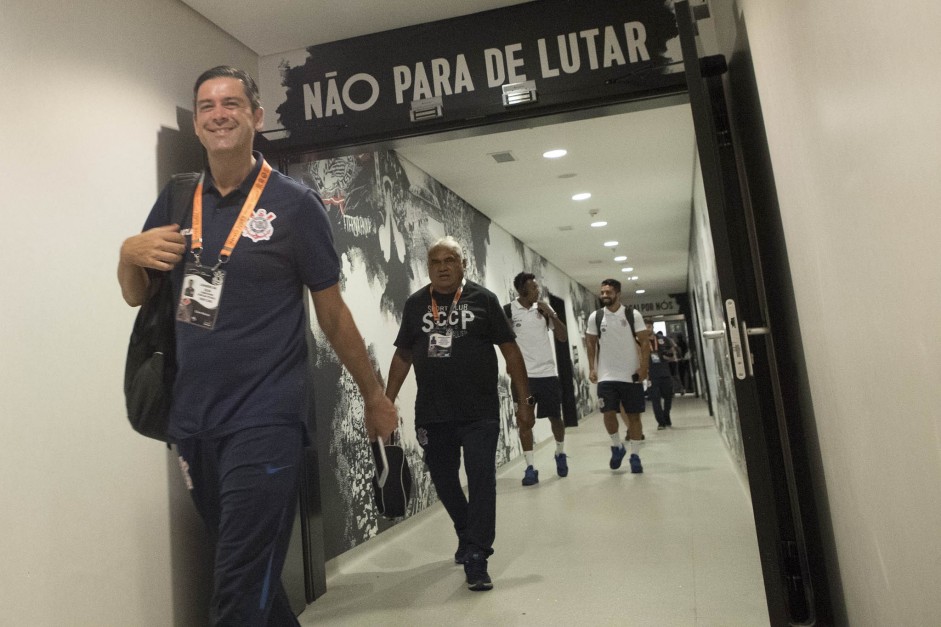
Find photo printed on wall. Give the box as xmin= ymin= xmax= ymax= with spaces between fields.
xmin=289 ymin=149 xmax=599 ymax=557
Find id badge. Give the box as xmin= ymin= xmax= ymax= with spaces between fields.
xmin=428 ymin=330 xmax=453 ymax=358
xmin=651 ymin=353 xmax=661 ymax=363
xmin=176 ymin=262 xmax=225 ymax=329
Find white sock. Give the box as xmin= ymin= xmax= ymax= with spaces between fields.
xmin=555 ymin=441 xmax=564 ymax=455
xmin=630 ymin=439 xmax=643 ymax=456
xmin=610 ymin=433 xmax=622 ymax=447
xmin=524 ymin=451 xmax=534 ymax=467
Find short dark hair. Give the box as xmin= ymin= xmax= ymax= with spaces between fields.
xmin=513 ymin=272 xmax=535 ymax=293
xmin=601 ymin=278 xmax=621 ymax=293
xmin=193 ymin=66 xmax=261 ymax=111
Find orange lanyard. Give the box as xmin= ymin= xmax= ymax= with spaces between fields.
xmin=429 ymin=284 xmax=463 ymax=328
xmin=191 ymin=160 xmax=272 ymax=268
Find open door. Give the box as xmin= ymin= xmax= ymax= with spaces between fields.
xmin=676 ymin=2 xmax=817 ymax=625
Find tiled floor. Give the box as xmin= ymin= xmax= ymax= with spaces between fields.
xmin=299 ymin=396 xmax=770 ymax=626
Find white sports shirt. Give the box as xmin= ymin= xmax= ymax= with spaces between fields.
xmin=585 ymin=304 xmax=645 ymax=382
xmin=508 ymin=299 xmax=558 ymax=378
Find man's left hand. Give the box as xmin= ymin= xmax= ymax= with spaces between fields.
xmin=515 ymin=403 xmax=536 ymax=429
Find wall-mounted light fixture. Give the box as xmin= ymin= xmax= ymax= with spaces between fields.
xmin=502 ymin=80 xmax=538 ymax=106
xmin=410 ymin=97 xmax=443 ymax=122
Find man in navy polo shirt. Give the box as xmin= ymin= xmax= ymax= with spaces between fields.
xmin=118 ymin=66 xmax=397 ymax=626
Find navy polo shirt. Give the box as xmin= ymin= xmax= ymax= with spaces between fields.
xmin=142 ymin=153 xmax=340 ymax=440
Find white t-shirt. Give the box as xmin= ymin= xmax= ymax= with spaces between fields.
xmin=508 ymin=299 xmax=558 ymax=378
xmin=586 ymin=304 xmax=645 ymax=382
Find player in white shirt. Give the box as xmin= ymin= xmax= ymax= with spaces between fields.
xmin=585 ymin=279 xmax=651 ymax=473
xmin=505 ymin=273 xmax=570 ymax=485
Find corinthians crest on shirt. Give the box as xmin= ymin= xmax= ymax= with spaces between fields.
xmin=243 ymin=208 xmax=277 ymax=242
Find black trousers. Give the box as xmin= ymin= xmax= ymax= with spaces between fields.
xmin=648 ymin=376 xmax=674 ymax=426
xmin=177 ymin=424 xmax=303 ymax=627
xmin=418 ymin=419 xmax=500 ymax=556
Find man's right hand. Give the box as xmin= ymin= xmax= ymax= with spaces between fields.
xmin=589 ymin=368 xmax=598 ymax=384
xmin=120 ymin=224 xmax=186 ymax=271
xmin=364 ymin=388 xmax=399 ymax=442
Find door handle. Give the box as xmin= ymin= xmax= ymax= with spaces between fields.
xmin=742 ymin=323 xmax=770 ymax=377
xmin=702 ymin=330 xmax=725 ymax=340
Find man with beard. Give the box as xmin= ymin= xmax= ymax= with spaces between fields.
xmin=585 ymin=279 xmax=651 ymax=473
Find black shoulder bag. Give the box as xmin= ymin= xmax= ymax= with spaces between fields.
xmin=371 ymin=431 xmax=414 ymax=519
xmin=124 ymin=173 xmax=199 ymax=442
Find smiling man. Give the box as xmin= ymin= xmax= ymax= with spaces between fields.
xmin=585 ymin=278 xmax=651 ymax=474
xmin=385 ymin=236 xmax=532 ymax=592
xmin=118 ymin=66 xmax=396 ymax=626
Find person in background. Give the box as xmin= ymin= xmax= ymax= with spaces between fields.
xmin=585 ymin=279 xmax=651 ymax=474
xmin=674 ymin=332 xmax=692 ymax=394
xmin=385 ymin=236 xmax=532 ymax=592
xmin=118 ymin=66 xmax=397 ymax=626
xmin=505 ymin=272 xmax=570 ymax=485
xmin=646 ymin=323 xmax=676 ymax=430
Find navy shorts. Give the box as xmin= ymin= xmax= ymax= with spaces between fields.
xmin=598 ymin=380 xmax=646 ymax=414
xmin=514 ymin=376 xmax=562 ymax=419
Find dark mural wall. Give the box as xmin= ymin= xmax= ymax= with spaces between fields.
xmin=687 ymin=152 xmax=745 ymax=472
xmin=288 ymin=150 xmax=597 ymax=558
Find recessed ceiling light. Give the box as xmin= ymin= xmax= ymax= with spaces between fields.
xmin=620 ymin=267 xmax=634 ymax=273
xmin=543 ymin=149 xmax=567 ymax=159
xmin=572 ymin=193 xmax=591 ymax=201
xmin=590 ymin=221 xmax=607 ymax=227
xmin=635 ymin=289 xmax=646 ymax=294
xmin=603 ymin=241 xmax=618 ymax=247
xmin=630 ymin=276 xmax=639 ymax=281
xmin=613 ymin=255 xmax=627 ymax=262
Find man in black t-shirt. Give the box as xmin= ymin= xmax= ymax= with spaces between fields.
xmin=645 ymin=322 xmax=676 ymax=429
xmin=385 ymin=236 xmax=533 ymax=592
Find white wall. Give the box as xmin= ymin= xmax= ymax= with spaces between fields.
xmin=0 ymin=1 xmax=256 ymax=624
xmin=733 ymin=1 xmax=941 ymax=624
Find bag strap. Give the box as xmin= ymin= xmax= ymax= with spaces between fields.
xmin=594 ymin=305 xmax=640 ymax=356
xmin=144 ymin=173 xmax=199 ymax=293
xmin=625 ymin=305 xmax=637 ymax=338
xmin=167 ymin=172 xmax=200 ymax=226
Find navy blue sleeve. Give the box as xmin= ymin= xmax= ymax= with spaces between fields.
xmin=291 ymin=187 xmax=341 ymax=292
xmin=141 ymin=181 xmax=174 ymax=232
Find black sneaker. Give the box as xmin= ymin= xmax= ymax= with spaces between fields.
xmin=464 ymin=552 xmax=493 ymax=591
xmin=454 ymin=540 xmax=468 ymax=564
